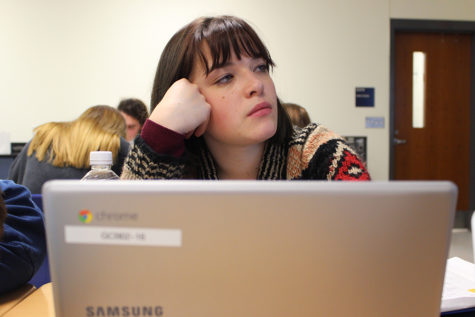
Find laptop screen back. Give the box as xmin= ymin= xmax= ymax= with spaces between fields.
xmin=43 ymin=180 xmax=457 ymax=317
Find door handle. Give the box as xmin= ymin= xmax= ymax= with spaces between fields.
xmin=393 ymin=138 xmax=407 ymax=145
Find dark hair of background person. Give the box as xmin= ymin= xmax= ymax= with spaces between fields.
xmin=150 ymin=15 xmax=292 ymax=146
xmin=282 ymin=103 xmax=311 ymax=128
xmin=117 ymin=98 xmax=149 ymax=126
xmin=0 ymin=188 xmax=5 ymax=238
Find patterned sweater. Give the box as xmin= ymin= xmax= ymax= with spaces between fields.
xmin=121 ymin=120 xmax=370 ymax=180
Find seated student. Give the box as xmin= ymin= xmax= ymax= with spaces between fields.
xmin=0 ymin=180 xmax=46 ymax=294
xmin=117 ymin=98 xmax=149 ymax=145
xmin=9 ymin=105 xmax=129 ymax=194
xmin=282 ymin=102 xmax=311 ymax=129
xmin=121 ymin=15 xmax=370 ymax=181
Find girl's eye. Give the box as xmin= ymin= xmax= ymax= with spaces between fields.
xmin=216 ymin=74 xmax=233 ymax=84
xmin=255 ymin=63 xmax=269 ymax=73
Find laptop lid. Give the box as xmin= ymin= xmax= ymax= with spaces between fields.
xmin=42 ymin=180 xmax=457 ymax=317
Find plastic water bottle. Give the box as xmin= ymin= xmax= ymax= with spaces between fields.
xmin=81 ymin=151 xmax=119 ymax=180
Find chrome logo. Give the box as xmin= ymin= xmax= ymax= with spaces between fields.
xmin=79 ymin=210 xmax=93 ymax=223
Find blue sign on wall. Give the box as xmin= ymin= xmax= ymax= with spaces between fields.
xmin=355 ymin=87 xmax=375 ymax=107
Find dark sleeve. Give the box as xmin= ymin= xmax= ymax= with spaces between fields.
xmin=8 ymin=142 xmax=30 ymax=185
xmin=140 ymin=119 xmax=185 ymax=157
xmin=0 ymin=180 xmax=46 ymax=294
xmin=112 ymin=137 xmax=130 ymax=176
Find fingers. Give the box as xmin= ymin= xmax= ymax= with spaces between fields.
xmin=149 ymin=78 xmax=210 ymax=136
xmin=183 ymin=114 xmax=209 ymax=139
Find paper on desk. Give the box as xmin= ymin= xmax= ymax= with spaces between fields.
xmin=441 ymin=257 xmax=475 ymax=312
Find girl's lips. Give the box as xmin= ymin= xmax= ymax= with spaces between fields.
xmin=248 ymin=102 xmax=272 ymax=117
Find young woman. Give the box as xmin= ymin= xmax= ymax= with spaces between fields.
xmin=9 ymin=105 xmax=130 ymax=193
xmin=121 ymin=15 xmax=370 ymax=181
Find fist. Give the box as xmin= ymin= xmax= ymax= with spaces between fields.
xmin=149 ymin=78 xmax=210 ymax=137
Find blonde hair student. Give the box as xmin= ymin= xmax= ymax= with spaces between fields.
xmin=121 ymin=15 xmax=370 ymax=181
xmin=9 ymin=105 xmax=130 ymax=193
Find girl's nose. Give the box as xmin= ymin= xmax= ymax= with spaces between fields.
xmin=245 ymin=72 xmax=264 ymax=98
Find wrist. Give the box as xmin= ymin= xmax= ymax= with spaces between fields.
xmin=141 ymin=120 xmax=185 ymax=157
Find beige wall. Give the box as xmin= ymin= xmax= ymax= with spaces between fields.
xmin=0 ymin=0 xmax=473 ymax=180
xmin=390 ymin=0 xmax=475 ymax=20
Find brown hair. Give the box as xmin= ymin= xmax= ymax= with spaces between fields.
xmin=150 ymin=15 xmax=292 ymax=146
xmin=283 ymin=103 xmax=311 ymax=128
xmin=117 ymin=98 xmax=149 ymax=126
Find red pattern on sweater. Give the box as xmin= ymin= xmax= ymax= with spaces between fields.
xmin=333 ymin=150 xmax=370 ymax=180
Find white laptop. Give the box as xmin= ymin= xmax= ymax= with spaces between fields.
xmin=42 ymin=180 xmax=457 ymax=317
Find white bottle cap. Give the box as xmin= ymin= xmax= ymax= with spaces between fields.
xmin=89 ymin=151 xmax=113 ymax=165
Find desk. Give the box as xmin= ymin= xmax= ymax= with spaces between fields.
xmin=1 ymin=282 xmax=473 ymax=317
xmin=2 ymin=283 xmax=54 ymax=317
xmin=0 ymin=284 xmax=36 ymax=316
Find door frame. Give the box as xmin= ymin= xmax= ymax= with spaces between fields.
xmin=389 ymin=19 xmax=475 ymax=213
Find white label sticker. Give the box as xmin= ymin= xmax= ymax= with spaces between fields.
xmin=65 ymin=225 xmax=182 ymax=247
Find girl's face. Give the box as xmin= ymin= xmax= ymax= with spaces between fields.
xmin=189 ymin=46 xmax=278 ymax=148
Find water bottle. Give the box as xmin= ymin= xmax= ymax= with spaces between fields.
xmin=81 ymin=151 xmax=119 ymax=180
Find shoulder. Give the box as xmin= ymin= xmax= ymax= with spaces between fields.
xmin=0 ymin=179 xmax=45 ymax=242
xmin=286 ymin=123 xmax=370 ymax=180
xmin=289 ymin=123 xmax=342 ymax=147
xmin=287 ymin=122 xmax=340 ymax=166
xmin=288 ymin=123 xmax=344 ymax=166
xmin=0 ymin=180 xmax=40 ymax=214
xmin=1 ymin=180 xmax=30 ymax=200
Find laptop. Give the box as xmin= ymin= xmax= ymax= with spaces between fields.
xmin=42 ymin=180 xmax=457 ymax=317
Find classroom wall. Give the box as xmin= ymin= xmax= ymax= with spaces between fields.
xmin=0 ymin=0 xmax=473 ymax=180
xmin=390 ymin=0 xmax=475 ymax=20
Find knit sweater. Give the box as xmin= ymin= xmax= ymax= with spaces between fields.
xmin=121 ymin=120 xmax=370 ymax=180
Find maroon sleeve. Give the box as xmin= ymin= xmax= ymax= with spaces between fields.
xmin=140 ymin=119 xmax=185 ymax=158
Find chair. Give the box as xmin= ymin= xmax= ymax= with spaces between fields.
xmin=29 ymin=194 xmax=50 ymax=288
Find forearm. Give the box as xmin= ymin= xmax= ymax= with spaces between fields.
xmin=120 ymin=120 xmax=188 ymax=180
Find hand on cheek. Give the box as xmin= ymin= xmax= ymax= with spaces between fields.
xmin=149 ymin=78 xmax=210 ymax=137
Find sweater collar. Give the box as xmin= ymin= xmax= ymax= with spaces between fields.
xmin=197 ymin=142 xmax=287 ymax=180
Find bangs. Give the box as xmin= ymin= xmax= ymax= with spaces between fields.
xmin=193 ymin=16 xmax=275 ymax=74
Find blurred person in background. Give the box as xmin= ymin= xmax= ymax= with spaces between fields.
xmin=117 ymin=98 xmax=149 ymax=145
xmin=282 ymin=102 xmax=311 ymax=128
xmin=9 ymin=105 xmax=129 ymax=193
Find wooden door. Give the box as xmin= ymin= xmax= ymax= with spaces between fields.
xmin=393 ymin=32 xmax=471 ymax=211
